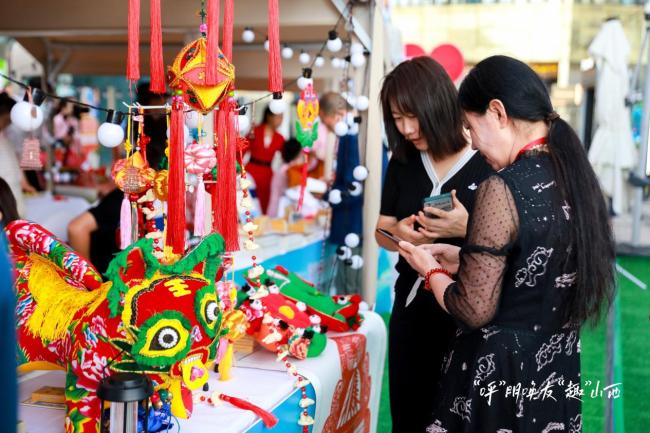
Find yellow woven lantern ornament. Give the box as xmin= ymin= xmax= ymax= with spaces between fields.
xmin=168 ymin=38 xmax=235 ymax=114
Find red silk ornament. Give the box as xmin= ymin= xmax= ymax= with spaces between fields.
xmin=168 ymin=38 xmax=235 ymax=114
xmin=267 ymin=0 xmax=282 ymax=93
xmin=222 ymin=0 xmax=235 ymax=61
xmin=149 ymin=0 xmax=166 ymax=93
xmin=126 ymin=0 xmax=141 ymax=81
xmin=166 ymin=97 xmax=187 ymax=254
xmin=205 ymin=0 xmax=220 ymax=86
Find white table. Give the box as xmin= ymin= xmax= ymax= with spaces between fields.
xmin=18 ymin=311 xmax=386 ymax=433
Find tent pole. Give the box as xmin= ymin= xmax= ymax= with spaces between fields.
xmin=631 ymin=20 xmax=650 ymax=245
xmin=361 ymin=0 xmax=385 ymax=307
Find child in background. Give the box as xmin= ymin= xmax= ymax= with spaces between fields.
xmin=267 ymin=138 xmax=302 ymax=218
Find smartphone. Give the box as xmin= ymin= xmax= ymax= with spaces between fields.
xmin=376 ymin=228 xmax=403 ymax=244
xmin=423 ymin=192 xmax=453 ymax=218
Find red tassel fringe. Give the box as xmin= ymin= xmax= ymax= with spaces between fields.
xmin=214 ymin=100 xmax=239 ymax=252
xmin=267 ymin=0 xmax=282 ymax=93
xmin=219 ymin=394 xmax=278 ymax=428
xmin=222 ymin=0 xmax=234 ymax=61
xmin=149 ymin=0 xmax=165 ymax=93
xmin=205 ymin=0 xmax=220 ymax=86
xmin=166 ymin=99 xmax=186 ymax=254
xmin=126 ymin=0 xmax=141 ymax=81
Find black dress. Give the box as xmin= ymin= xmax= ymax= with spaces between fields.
xmin=427 ymin=152 xmax=581 ymax=433
xmin=380 ymin=149 xmax=493 ymax=433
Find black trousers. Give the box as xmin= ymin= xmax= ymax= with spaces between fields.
xmin=388 ymin=275 xmax=456 ymax=433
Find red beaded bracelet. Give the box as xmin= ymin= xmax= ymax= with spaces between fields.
xmin=424 ymin=267 xmax=452 ymax=291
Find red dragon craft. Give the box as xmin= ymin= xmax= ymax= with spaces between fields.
xmin=8 ymin=220 xmax=234 ymax=433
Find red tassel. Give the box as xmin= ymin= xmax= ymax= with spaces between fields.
xmin=214 ymin=100 xmax=239 ymax=251
xmin=126 ymin=0 xmax=141 ymax=81
xmin=149 ymin=0 xmax=165 ymax=93
xmin=267 ymin=0 xmax=282 ymax=93
xmin=205 ymin=0 xmax=220 ymax=86
xmin=222 ymin=0 xmax=234 ymax=61
xmin=219 ymin=393 xmax=278 ymax=428
xmin=166 ymin=98 xmax=186 ymax=254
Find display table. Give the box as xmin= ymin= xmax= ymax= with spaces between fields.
xmin=18 ymin=312 xmax=386 ymax=433
xmin=24 ymin=192 xmax=90 ymax=241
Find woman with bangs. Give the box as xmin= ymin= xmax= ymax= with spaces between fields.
xmin=376 ymin=56 xmax=492 ymax=432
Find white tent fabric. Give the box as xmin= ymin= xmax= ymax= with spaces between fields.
xmin=588 ymin=19 xmax=637 ymax=215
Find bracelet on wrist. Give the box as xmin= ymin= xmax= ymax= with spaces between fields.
xmin=424 ymin=267 xmax=452 ymax=291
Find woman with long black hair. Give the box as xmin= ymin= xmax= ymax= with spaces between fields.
xmin=398 ymin=55 xmax=615 ymax=432
xmin=376 ymin=57 xmax=493 ymax=432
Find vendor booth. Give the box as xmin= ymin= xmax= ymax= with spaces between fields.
xmin=1 ymin=1 xmax=392 ymax=432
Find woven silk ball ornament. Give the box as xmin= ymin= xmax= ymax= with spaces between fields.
xmin=168 ymin=38 xmax=235 ymax=114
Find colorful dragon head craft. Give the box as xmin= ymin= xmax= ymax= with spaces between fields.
xmin=8 ymin=220 xmax=234 ymax=433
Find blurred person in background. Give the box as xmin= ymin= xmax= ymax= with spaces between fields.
xmin=246 ymin=105 xmax=285 ymax=214
xmin=0 ymin=92 xmax=35 ymax=217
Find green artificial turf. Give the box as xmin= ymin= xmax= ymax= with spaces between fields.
xmin=376 ymin=256 xmax=650 ymax=433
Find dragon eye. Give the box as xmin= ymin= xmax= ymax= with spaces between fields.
xmin=195 ymin=287 xmax=221 ymax=339
xmin=336 ymin=296 xmax=348 ymax=305
xmin=155 ymin=327 xmax=180 ymax=350
xmin=132 ymin=314 xmax=191 ymax=368
xmin=205 ymin=301 xmax=218 ymax=324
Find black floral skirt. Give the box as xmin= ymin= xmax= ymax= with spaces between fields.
xmin=427 ymin=326 xmax=582 ymax=433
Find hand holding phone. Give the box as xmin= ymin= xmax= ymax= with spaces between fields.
xmin=423 ymin=193 xmax=454 ymax=218
xmin=376 ymin=228 xmax=403 ymax=244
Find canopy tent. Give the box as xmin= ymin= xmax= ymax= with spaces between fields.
xmin=0 ymin=0 xmax=372 ymax=90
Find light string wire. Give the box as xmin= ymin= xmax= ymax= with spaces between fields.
xmin=0 ymin=0 xmax=357 ymax=117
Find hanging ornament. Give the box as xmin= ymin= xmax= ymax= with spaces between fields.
xmin=351 ymin=52 xmax=366 ymax=68
xmin=328 ymin=189 xmax=342 ymax=205
xmin=349 ymin=255 xmax=364 ymax=270
xmin=353 ymin=165 xmax=369 ymax=181
xmin=166 ymin=95 xmax=187 ymax=254
xmin=237 ymin=106 xmax=251 ymax=136
xmin=11 ymin=88 xmax=45 ymax=132
xmin=281 ymin=44 xmax=294 ymax=60
xmin=126 ymin=0 xmax=141 ymax=81
xmin=350 ymin=42 xmax=364 ymax=55
xmin=349 ymin=181 xmax=363 ymax=197
xmin=299 ymin=51 xmax=310 ymax=65
xmin=242 ymin=27 xmax=255 ymax=43
xmin=336 ymin=245 xmax=352 ymax=260
xmin=97 ymin=110 xmax=125 ymax=148
xmin=294 ymin=75 xmax=320 ymax=212
xmin=326 ymin=30 xmax=342 ymax=52
xmin=297 ymin=68 xmax=313 ymax=91
xmin=334 ymin=120 xmax=348 ymax=137
xmin=269 ymin=93 xmax=287 ymax=114
xmin=185 ymin=111 xmax=202 ymax=130
xmin=149 ymin=0 xmax=166 ymax=93
xmin=267 ymin=0 xmax=283 ymax=95
xmin=185 ymin=139 xmax=216 ymax=237
xmin=168 ymin=38 xmax=235 ymax=114
xmin=356 ymin=95 xmax=369 ymax=111
xmin=344 ymin=233 xmax=360 ymax=249
xmin=20 ymin=138 xmax=42 ymax=170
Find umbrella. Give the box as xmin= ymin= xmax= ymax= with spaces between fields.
xmin=588 ymin=18 xmax=637 ymax=215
